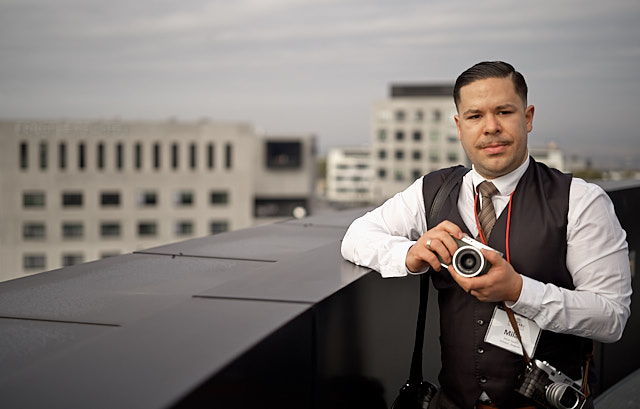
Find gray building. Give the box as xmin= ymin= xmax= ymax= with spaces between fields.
xmin=0 ymin=119 xmax=315 ymax=281
xmin=370 ymin=84 xmax=469 ymax=203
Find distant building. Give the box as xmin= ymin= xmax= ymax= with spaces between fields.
xmin=529 ymin=142 xmax=564 ymax=172
xmin=326 ymin=146 xmax=372 ymax=205
xmin=371 ymin=84 xmax=468 ymax=203
xmin=0 ymin=119 xmax=315 ymax=281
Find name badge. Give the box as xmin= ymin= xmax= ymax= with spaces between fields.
xmin=484 ymin=306 xmax=541 ymax=357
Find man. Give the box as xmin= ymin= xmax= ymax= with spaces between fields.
xmin=341 ymin=61 xmax=631 ymax=409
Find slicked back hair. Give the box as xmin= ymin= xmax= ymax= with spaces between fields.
xmin=453 ymin=61 xmax=528 ymax=111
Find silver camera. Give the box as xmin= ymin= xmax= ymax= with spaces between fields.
xmin=437 ymin=235 xmax=501 ymax=277
xmin=515 ymin=359 xmax=586 ymax=409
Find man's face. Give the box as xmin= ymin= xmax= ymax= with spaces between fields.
xmin=454 ymin=76 xmax=534 ymax=179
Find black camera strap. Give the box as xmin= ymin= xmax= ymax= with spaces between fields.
xmin=409 ymin=166 xmax=470 ymax=384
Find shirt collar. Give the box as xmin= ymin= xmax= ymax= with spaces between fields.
xmin=471 ymin=155 xmax=530 ymax=196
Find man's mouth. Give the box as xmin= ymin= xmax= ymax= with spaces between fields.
xmin=478 ymin=141 xmax=510 ymax=155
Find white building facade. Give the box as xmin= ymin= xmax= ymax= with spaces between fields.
xmin=371 ymin=84 xmax=469 ymax=203
xmin=0 ymin=119 xmax=315 ymax=282
xmin=326 ymin=146 xmax=372 ymax=205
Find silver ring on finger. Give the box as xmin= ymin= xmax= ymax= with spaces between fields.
xmin=426 ymin=238 xmax=433 ymax=250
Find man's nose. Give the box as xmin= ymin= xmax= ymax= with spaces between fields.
xmin=483 ymin=115 xmax=501 ymax=134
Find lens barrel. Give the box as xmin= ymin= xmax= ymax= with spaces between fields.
xmin=545 ymin=382 xmax=583 ymax=409
xmin=452 ymin=246 xmax=485 ymax=277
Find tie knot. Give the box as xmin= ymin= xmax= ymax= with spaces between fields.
xmin=477 ymin=180 xmax=499 ymax=199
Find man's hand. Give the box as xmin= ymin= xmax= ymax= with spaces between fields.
xmin=405 ymin=221 xmax=464 ymax=273
xmin=448 ymin=248 xmax=523 ymax=303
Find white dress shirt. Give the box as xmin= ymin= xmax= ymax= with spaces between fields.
xmin=341 ymin=157 xmax=632 ymax=343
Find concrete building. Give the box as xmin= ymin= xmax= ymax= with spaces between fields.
xmin=370 ymin=84 xmax=468 ymax=203
xmin=0 ymin=119 xmax=315 ymax=282
xmin=530 ymin=142 xmax=565 ymax=172
xmin=326 ymin=146 xmax=372 ymax=205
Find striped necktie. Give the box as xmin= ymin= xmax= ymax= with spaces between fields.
xmin=477 ymin=181 xmax=499 ymax=242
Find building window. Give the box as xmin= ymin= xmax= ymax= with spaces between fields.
xmin=97 ymin=142 xmax=105 ymax=170
xmin=100 ymin=192 xmax=120 ymax=206
xmin=39 ymin=141 xmax=47 ymax=170
xmin=395 ymin=130 xmax=405 ymax=141
xmin=100 ymin=251 xmax=120 ymax=259
xmin=62 ymin=222 xmax=84 ymax=239
xmin=432 ymin=109 xmax=442 ymax=122
xmin=62 ymin=192 xmax=83 ymax=207
xmin=210 ymin=220 xmax=229 ymax=235
xmin=116 ymin=142 xmax=123 ymax=170
xmin=429 ymin=150 xmax=440 ymax=162
xmin=412 ymin=131 xmax=422 ymax=141
xmin=266 ymin=141 xmax=302 ymax=169
xmin=395 ymin=150 xmax=405 ymax=160
xmin=378 ymin=150 xmax=387 ymax=160
xmin=175 ymin=220 xmax=194 ymax=236
xmin=415 ymin=110 xmax=424 ymax=122
xmin=139 ymin=191 xmax=157 ymax=206
xmin=394 ymin=170 xmax=405 ymax=181
xmin=225 ymin=143 xmax=232 ymax=169
xmin=447 ymin=152 xmax=459 ymax=162
xmin=412 ymin=169 xmax=423 ymax=180
xmin=77 ymin=142 xmax=86 ymax=170
xmin=210 ymin=191 xmax=229 ymax=205
xmin=171 ymin=143 xmax=179 ymax=169
xmin=23 ymin=253 xmax=46 ymax=270
xmin=395 ymin=110 xmax=406 ymax=122
xmin=135 ymin=142 xmax=143 ymax=170
xmin=447 ymin=134 xmax=458 ymax=143
xmin=413 ymin=150 xmax=422 ymax=161
xmin=20 ymin=141 xmax=29 ymax=170
xmin=175 ymin=191 xmax=194 ymax=206
xmin=207 ymin=143 xmax=215 ymax=169
xmin=23 ymin=222 xmax=46 ymax=239
xmin=23 ymin=191 xmax=46 ymax=208
xmin=378 ymin=168 xmax=387 ymax=179
xmin=100 ymin=222 xmax=121 ymax=238
xmin=189 ymin=143 xmax=197 ymax=170
xmin=138 ymin=221 xmax=158 ymax=237
xmin=62 ymin=253 xmax=84 ymax=267
xmin=153 ymin=142 xmax=161 ymax=169
xmin=378 ymin=129 xmax=387 ymax=141
xmin=78 ymin=142 xmax=86 ymax=170
xmin=429 ymin=130 xmax=440 ymax=142
xmin=59 ymin=142 xmax=67 ymax=170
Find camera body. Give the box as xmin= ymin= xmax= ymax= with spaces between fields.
xmin=437 ymin=235 xmax=501 ymax=277
xmin=515 ymin=359 xmax=586 ymax=409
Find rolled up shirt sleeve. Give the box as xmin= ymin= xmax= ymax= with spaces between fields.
xmin=341 ymin=178 xmax=428 ymax=278
xmin=508 ymin=179 xmax=632 ymax=343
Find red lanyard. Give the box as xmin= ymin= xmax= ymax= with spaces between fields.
xmin=474 ymin=189 xmax=515 ymax=263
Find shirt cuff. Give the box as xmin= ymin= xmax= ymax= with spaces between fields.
xmin=505 ymin=274 xmax=544 ymax=318
xmin=379 ymin=240 xmax=416 ymax=278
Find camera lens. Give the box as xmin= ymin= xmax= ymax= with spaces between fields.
xmin=546 ymin=382 xmax=581 ymax=409
xmin=452 ymin=246 xmax=484 ymax=277
xmin=460 ymin=253 xmax=477 ymax=270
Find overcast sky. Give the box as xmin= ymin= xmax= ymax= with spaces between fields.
xmin=1 ymin=0 xmax=639 ymax=168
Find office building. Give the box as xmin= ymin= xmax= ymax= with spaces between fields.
xmin=0 ymin=119 xmax=315 ymax=281
xmin=370 ymin=84 xmax=468 ymax=203
xmin=326 ymin=146 xmax=372 ymax=205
